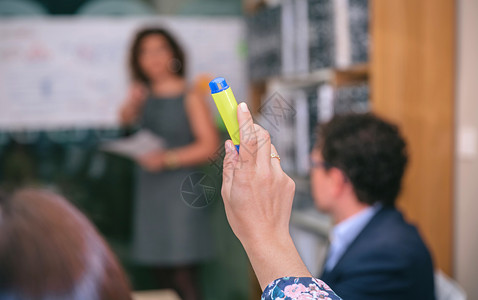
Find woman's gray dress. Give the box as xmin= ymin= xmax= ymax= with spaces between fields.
xmin=132 ymin=93 xmax=215 ymax=266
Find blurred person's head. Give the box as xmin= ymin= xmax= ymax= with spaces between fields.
xmin=129 ymin=27 xmax=185 ymax=84
xmin=310 ymin=113 xmax=408 ymax=223
xmin=0 ymin=189 xmax=131 ymax=300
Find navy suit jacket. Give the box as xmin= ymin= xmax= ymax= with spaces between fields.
xmin=320 ymin=207 xmax=435 ymax=300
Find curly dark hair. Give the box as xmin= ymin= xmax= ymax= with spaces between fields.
xmin=316 ymin=113 xmax=408 ymax=207
xmin=129 ymin=27 xmax=186 ymax=84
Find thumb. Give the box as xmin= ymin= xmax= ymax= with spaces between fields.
xmin=221 ymin=140 xmax=238 ymax=201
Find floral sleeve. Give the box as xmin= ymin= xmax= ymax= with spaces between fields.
xmin=261 ymin=277 xmax=342 ymax=300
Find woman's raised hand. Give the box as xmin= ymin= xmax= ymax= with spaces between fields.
xmin=221 ymin=102 xmax=295 ymax=245
xmin=221 ymin=102 xmax=311 ymax=290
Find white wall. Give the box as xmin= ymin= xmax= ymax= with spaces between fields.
xmin=454 ymin=0 xmax=478 ymax=298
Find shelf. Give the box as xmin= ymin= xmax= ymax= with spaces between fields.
xmin=255 ymin=63 xmax=369 ymax=90
xmin=268 ymin=68 xmax=334 ymax=89
xmin=334 ymin=63 xmax=369 ymax=86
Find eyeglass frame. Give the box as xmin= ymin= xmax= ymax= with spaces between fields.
xmin=309 ymin=157 xmax=333 ymax=170
xmin=309 ymin=157 xmax=349 ymax=182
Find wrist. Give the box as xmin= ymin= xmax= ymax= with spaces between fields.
xmin=163 ymin=151 xmax=180 ymax=169
xmin=242 ymin=230 xmax=294 ymax=257
xmin=242 ymin=232 xmax=311 ymax=290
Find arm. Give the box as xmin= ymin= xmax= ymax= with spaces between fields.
xmin=221 ymin=103 xmax=341 ymax=300
xmin=119 ymin=82 xmax=147 ymax=126
xmin=169 ymin=88 xmax=220 ymax=166
xmin=137 ymin=88 xmax=219 ymax=171
xmin=243 ymin=232 xmax=312 ymax=290
xmin=262 ymin=277 xmax=340 ymax=300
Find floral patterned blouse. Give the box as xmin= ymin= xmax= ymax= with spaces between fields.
xmin=261 ymin=277 xmax=342 ymax=300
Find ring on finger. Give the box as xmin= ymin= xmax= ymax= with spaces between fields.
xmin=270 ymin=153 xmax=281 ymax=161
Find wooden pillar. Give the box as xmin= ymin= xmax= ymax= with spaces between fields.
xmin=371 ymin=0 xmax=455 ymax=274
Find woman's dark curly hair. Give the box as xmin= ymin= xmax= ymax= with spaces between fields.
xmin=129 ymin=27 xmax=186 ymax=84
xmin=316 ymin=113 xmax=408 ymax=207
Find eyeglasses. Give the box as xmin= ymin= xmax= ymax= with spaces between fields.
xmin=310 ymin=158 xmax=332 ymax=170
xmin=310 ymin=157 xmax=349 ymax=182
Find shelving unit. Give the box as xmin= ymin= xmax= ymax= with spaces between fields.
xmin=245 ymin=0 xmax=455 ymax=285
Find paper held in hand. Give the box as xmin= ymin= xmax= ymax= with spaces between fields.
xmin=100 ymin=129 xmax=167 ymax=160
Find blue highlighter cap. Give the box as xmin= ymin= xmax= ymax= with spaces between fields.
xmin=209 ymin=77 xmax=229 ymax=94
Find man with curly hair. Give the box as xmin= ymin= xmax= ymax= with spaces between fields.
xmin=311 ymin=113 xmax=435 ymax=300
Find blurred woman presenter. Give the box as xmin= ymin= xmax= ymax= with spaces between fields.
xmin=119 ymin=27 xmax=219 ymax=300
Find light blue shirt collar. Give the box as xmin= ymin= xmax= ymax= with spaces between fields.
xmin=324 ymin=203 xmax=382 ymax=271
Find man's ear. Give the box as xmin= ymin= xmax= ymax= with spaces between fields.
xmin=329 ymin=167 xmax=348 ymax=198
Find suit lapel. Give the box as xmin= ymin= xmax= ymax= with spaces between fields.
xmin=320 ymin=207 xmax=393 ymax=282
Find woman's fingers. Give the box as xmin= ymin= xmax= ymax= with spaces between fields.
xmin=254 ymin=124 xmax=272 ymax=171
xmin=237 ymin=102 xmax=257 ymax=168
xmin=270 ymin=143 xmax=282 ymax=172
xmin=221 ymin=140 xmax=238 ymax=200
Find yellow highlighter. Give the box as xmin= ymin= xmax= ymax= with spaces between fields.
xmin=209 ymin=77 xmax=240 ymax=152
